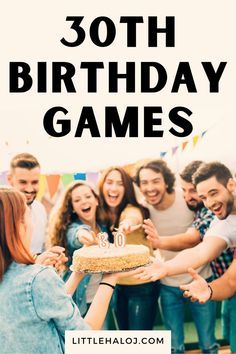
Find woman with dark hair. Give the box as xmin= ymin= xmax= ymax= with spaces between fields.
xmin=0 ymin=187 xmax=126 ymax=354
xmin=49 ymin=180 xmax=107 ymax=317
xmin=98 ymin=167 xmax=160 ymax=330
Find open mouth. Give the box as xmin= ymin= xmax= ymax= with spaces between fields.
xmin=82 ymin=206 xmax=91 ymax=214
xmin=211 ymin=203 xmax=223 ymax=215
xmin=146 ymin=192 xmax=159 ymax=199
xmin=107 ymin=193 xmax=119 ymax=201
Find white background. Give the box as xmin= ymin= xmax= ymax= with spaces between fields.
xmin=1 ymin=1 xmax=235 ymax=173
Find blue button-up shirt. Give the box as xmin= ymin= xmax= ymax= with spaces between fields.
xmin=64 ymin=219 xmax=107 ymax=315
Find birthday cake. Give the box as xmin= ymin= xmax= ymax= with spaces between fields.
xmin=72 ymin=244 xmax=150 ymax=272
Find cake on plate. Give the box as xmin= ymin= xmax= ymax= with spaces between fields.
xmin=71 ymin=244 xmax=150 ymax=272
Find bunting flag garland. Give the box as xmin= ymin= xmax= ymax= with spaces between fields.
xmin=192 ymin=135 xmax=199 ymax=147
xmin=46 ymin=175 xmax=61 ymax=199
xmin=0 ymin=171 xmax=8 ymax=185
xmin=37 ymin=175 xmax=47 ymax=201
xmin=201 ymin=130 xmax=207 ymax=138
xmin=61 ymin=173 xmax=74 ymax=187
xmin=172 ymin=146 xmax=178 ymax=156
xmin=160 ymin=151 xmax=167 ymax=158
xmin=1 ymin=128 xmax=209 ymax=201
xmin=182 ymin=141 xmax=188 ymax=151
xmin=74 ymin=173 xmax=86 ymax=181
xmin=86 ymin=172 xmax=99 ymax=186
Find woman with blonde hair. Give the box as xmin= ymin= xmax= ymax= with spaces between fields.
xmin=0 ymin=187 xmax=128 ymax=354
xmin=49 ymin=180 xmax=108 ymax=316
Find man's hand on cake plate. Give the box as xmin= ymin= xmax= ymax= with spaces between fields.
xmin=133 ymin=257 xmax=168 ymax=281
xmin=142 ymin=219 xmax=161 ymax=249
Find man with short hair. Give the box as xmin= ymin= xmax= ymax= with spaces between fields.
xmin=144 ymin=160 xmax=234 ymax=276
xmin=143 ymin=160 xmax=235 ymax=352
xmin=135 ymin=160 xmax=218 ymax=354
xmin=8 ymin=153 xmax=47 ymax=254
xmin=135 ymin=161 xmax=236 ymax=281
xmin=7 ymin=153 xmax=66 ymax=268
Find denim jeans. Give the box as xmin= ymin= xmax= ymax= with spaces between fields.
xmin=115 ymin=281 xmax=160 ymax=330
xmin=160 ymin=283 xmax=219 ymax=354
xmin=221 ymin=293 xmax=236 ymax=352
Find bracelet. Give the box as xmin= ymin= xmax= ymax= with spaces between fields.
xmin=208 ymin=284 xmax=213 ymax=300
xmin=99 ymin=282 xmax=115 ymax=290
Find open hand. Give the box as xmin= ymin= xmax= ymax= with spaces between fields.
xmin=133 ymin=257 xmax=168 ymax=281
xmin=143 ymin=219 xmax=160 ymax=248
xmin=180 ymin=268 xmax=211 ymax=303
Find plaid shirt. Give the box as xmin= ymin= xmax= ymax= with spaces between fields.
xmin=192 ymin=207 xmax=234 ymax=278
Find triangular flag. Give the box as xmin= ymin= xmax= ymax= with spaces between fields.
xmin=172 ymin=146 xmax=178 ymax=156
xmin=86 ymin=172 xmax=99 ymax=186
xmin=46 ymin=175 xmax=61 ymax=199
xmin=192 ymin=135 xmax=199 ymax=147
xmin=61 ymin=173 xmax=74 ymax=187
xmin=160 ymin=151 xmax=167 ymax=158
xmin=0 ymin=171 xmax=8 ymax=185
xmin=201 ymin=130 xmax=207 ymax=138
xmin=74 ymin=173 xmax=86 ymax=181
xmin=182 ymin=141 xmax=188 ymax=151
xmin=37 ymin=175 xmax=47 ymax=201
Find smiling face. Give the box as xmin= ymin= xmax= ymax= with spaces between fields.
xmin=71 ymin=185 xmax=98 ymax=224
xmin=197 ymin=176 xmax=235 ymax=219
xmin=138 ymin=168 xmax=168 ymax=207
xmin=102 ymin=170 xmax=125 ymax=209
xmin=8 ymin=167 xmax=40 ymax=205
xmin=180 ymin=178 xmax=203 ymax=211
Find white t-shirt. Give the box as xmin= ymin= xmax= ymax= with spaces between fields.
xmin=205 ymin=214 xmax=236 ymax=248
xmin=30 ymin=200 xmax=47 ymax=254
xmin=148 ymin=188 xmax=212 ymax=286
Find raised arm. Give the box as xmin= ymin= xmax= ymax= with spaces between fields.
xmin=134 ymin=236 xmax=227 ymax=281
xmin=118 ymin=206 xmax=143 ymax=234
xmin=143 ymin=218 xmax=200 ymax=251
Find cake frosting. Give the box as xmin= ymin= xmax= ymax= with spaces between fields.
xmin=72 ymin=244 xmax=150 ymax=272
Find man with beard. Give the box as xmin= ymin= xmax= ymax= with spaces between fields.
xmin=142 ymin=160 xmax=235 ymax=353
xmin=7 ymin=153 xmax=47 ymax=254
xmin=135 ymin=160 xmax=218 ymax=354
xmin=7 ymin=153 xmax=67 ymax=268
xmin=135 ymin=161 xmax=236 ymax=279
xmin=143 ymin=160 xmax=234 ymax=277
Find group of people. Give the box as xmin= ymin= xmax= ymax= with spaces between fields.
xmin=1 ymin=153 xmax=236 ymax=354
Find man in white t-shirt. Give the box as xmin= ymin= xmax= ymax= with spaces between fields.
xmin=7 ymin=153 xmax=66 ymax=267
xmin=7 ymin=153 xmax=47 ymax=254
xmin=135 ymin=160 xmax=218 ymax=354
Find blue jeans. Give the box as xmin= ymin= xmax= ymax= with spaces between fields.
xmin=160 ymin=283 xmax=219 ymax=354
xmin=221 ymin=293 xmax=236 ymax=352
xmin=115 ymin=281 xmax=160 ymax=330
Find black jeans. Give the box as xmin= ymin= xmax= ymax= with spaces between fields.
xmin=115 ymin=281 xmax=160 ymax=330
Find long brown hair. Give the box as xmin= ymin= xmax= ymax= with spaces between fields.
xmin=0 ymin=188 xmax=34 ymax=280
xmin=98 ymin=166 xmax=149 ymax=230
xmin=49 ymin=181 xmax=101 ymax=251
